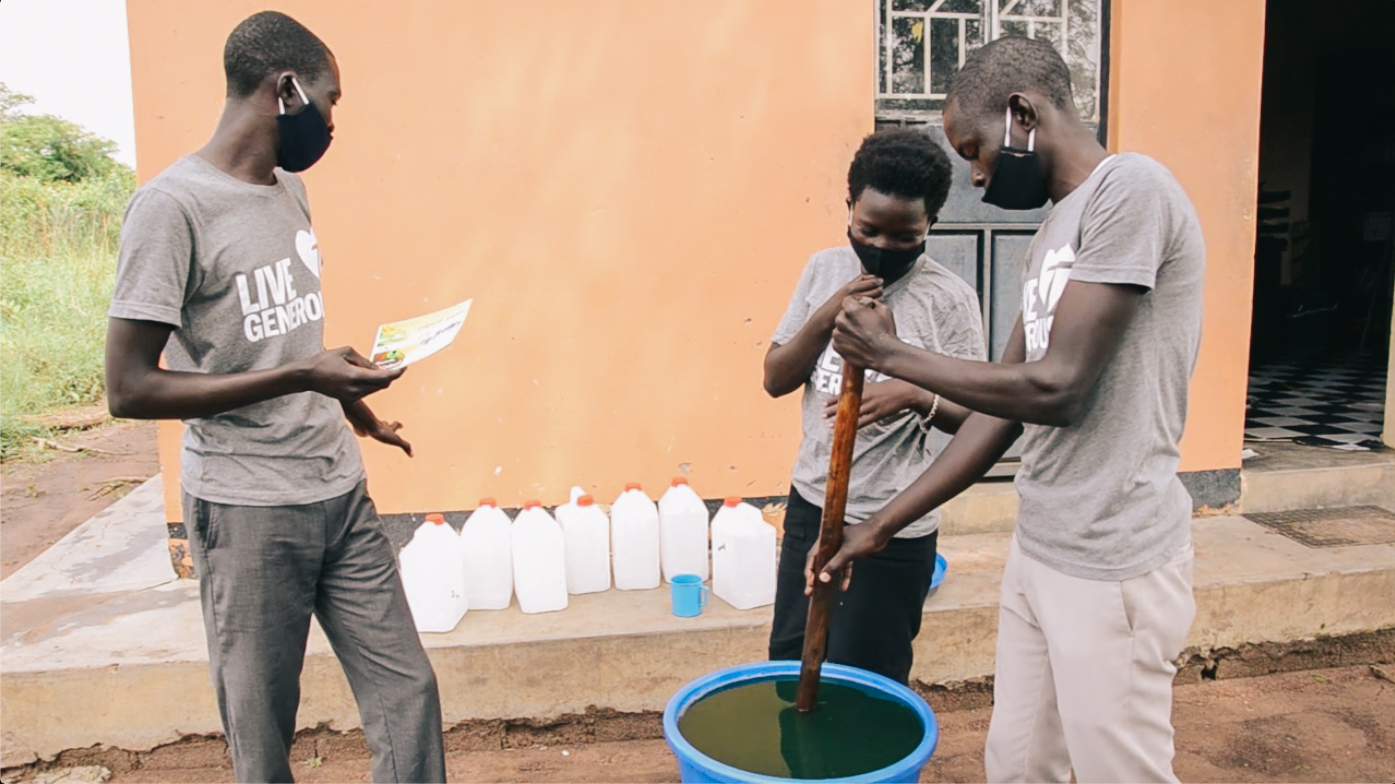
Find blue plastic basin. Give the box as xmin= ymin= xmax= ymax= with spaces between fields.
xmin=663 ymin=661 xmax=938 ymax=783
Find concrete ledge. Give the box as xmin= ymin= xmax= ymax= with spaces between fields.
xmin=1241 ymin=441 xmax=1395 ymax=513
xmin=1180 ymin=468 xmax=1241 ymax=512
xmin=935 ymin=465 xmax=1248 ymax=537
xmin=940 ymin=444 xmax=1395 ymax=531
xmin=913 ymin=517 xmax=1395 ymax=684
xmin=937 ymin=480 xmax=1018 ymax=536
xmin=5 ymin=477 xmax=1395 ymax=767
xmin=1174 ymin=628 xmax=1395 ymax=682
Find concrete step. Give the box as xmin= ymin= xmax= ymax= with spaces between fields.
xmin=938 ymin=443 xmax=1395 ymax=537
xmin=4 ymin=474 xmax=1394 ymax=767
xmin=938 ymin=479 xmax=1018 ymax=536
xmin=1240 ymin=441 xmax=1395 ymax=513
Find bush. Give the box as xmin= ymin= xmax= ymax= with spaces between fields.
xmin=0 ymin=84 xmax=135 ymax=457
xmin=0 ymin=114 xmax=121 ymax=183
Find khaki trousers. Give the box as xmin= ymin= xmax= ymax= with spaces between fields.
xmin=985 ymin=536 xmax=1195 ymax=783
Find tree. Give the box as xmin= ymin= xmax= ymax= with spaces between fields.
xmin=0 ymin=83 xmax=122 ymax=182
xmin=0 ymin=84 xmax=32 ymax=120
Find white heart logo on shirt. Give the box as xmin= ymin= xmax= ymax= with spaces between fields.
xmin=295 ymin=229 xmax=321 ymax=278
xmin=1039 ymin=244 xmax=1075 ymax=313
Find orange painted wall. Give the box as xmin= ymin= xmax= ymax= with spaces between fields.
xmin=133 ymin=0 xmax=1266 ymax=521
xmin=1108 ymin=0 xmax=1266 ymax=474
xmin=131 ymin=1 xmax=872 ymax=518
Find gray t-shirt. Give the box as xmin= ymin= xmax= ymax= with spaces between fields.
xmin=109 ymin=154 xmax=363 ymax=506
xmin=773 ymin=247 xmax=986 ymax=538
xmin=1015 ymin=153 xmax=1205 ymax=580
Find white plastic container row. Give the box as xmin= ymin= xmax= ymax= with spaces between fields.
xmin=557 ymin=492 xmax=610 ymax=595
xmin=398 ymin=480 xmax=777 ymax=632
xmin=711 ymin=497 xmax=777 ymax=610
xmin=611 ymin=483 xmax=661 ymax=590
xmin=659 ymin=478 xmax=710 ymax=582
xmin=398 ymin=514 xmax=469 ymax=633
xmin=511 ymin=501 xmax=568 ymax=614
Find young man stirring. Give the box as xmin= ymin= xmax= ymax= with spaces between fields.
xmin=105 ymin=12 xmax=444 ymax=782
xmin=815 ymin=37 xmax=1205 ymax=783
xmin=765 ymin=129 xmax=985 ymax=685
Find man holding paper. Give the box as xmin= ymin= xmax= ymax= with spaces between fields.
xmin=104 ymin=12 xmax=444 ymax=782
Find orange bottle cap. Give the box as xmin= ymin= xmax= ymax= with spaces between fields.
xmin=723 ymin=496 xmax=741 ymax=507
xmin=523 ymin=500 xmax=542 ymax=510
xmin=671 ymin=477 xmax=689 ymax=487
xmin=577 ymin=495 xmax=595 ymax=506
xmin=426 ymin=513 xmax=446 ymax=525
xmin=625 ymin=482 xmax=642 ymax=492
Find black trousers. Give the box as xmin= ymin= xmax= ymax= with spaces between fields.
xmin=768 ymin=487 xmax=937 ymax=685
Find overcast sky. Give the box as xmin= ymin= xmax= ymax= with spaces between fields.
xmin=0 ymin=0 xmax=137 ymax=168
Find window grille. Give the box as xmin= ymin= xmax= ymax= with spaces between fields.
xmin=877 ymin=0 xmax=1102 ymax=123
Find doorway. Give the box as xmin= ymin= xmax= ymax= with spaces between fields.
xmin=1247 ymin=0 xmax=1393 ymax=451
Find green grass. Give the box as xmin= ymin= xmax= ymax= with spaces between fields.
xmin=0 ymin=167 xmax=134 ymax=457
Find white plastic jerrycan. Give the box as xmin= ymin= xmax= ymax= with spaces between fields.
xmin=511 ymin=500 xmax=569 ymax=614
xmin=399 ymin=514 xmax=469 ymax=633
xmin=658 ymin=477 xmax=710 ymax=583
xmin=711 ymin=497 xmax=777 ymax=610
xmin=610 ymin=482 xmax=661 ymax=590
xmin=556 ymin=492 xmax=611 ymax=595
xmin=459 ymin=498 xmax=513 ymax=610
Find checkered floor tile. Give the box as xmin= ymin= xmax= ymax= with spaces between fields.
xmin=1245 ymin=351 xmax=1388 ymax=451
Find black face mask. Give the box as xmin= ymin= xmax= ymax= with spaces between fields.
xmin=848 ymin=228 xmax=924 ymax=284
xmin=982 ymin=108 xmax=1049 ymax=211
xmin=276 ymin=77 xmax=332 ymax=173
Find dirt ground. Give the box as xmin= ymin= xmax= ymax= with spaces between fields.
xmin=0 ymin=420 xmax=160 ymax=580
xmin=7 ymin=664 xmax=1388 ymax=783
xmin=3 ymin=423 xmax=1393 ymax=782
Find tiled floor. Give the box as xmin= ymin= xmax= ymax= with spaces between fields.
xmin=1245 ymin=350 xmax=1388 ymax=451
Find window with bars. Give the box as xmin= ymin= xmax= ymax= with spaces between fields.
xmin=877 ymin=0 xmax=1103 ymax=123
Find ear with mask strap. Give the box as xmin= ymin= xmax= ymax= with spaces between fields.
xmin=1003 ymin=105 xmax=1035 ymax=152
xmin=981 ymin=106 xmax=1050 ymax=211
xmin=277 ymin=75 xmax=311 ymax=116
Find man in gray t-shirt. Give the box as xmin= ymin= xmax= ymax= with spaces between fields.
xmin=1013 ymin=152 xmax=1203 ymax=582
xmin=105 ymin=13 xmax=443 ymax=782
xmin=817 ymin=38 xmax=1204 ymax=783
xmin=112 ymin=155 xmax=368 ymax=506
xmin=764 ymin=129 xmax=984 ymax=686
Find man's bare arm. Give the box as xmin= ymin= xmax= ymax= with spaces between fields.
xmin=764 ymin=274 xmax=883 ymax=398
xmin=342 ymin=398 xmax=414 ymax=457
xmin=805 ymin=321 xmax=1028 ymax=589
xmin=832 ymin=279 xmax=1143 ymax=427
xmin=105 ymin=317 xmax=405 ymax=420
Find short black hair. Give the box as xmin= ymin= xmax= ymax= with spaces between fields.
xmin=847 ymin=129 xmax=953 ymax=219
xmin=223 ymin=11 xmax=332 ymax=98
xmin=946 ymin=36 xmax=1073 ymax=120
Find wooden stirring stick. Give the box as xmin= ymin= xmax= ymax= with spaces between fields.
xmin=796 ymin=360 xmax=865 ymax=712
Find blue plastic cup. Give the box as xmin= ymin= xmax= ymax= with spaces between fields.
xmin=671 ymin=574 xmax=709 ymax=617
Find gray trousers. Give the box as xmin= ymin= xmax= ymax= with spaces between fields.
xmin=185 ymin=482 xmax=446 ymax=783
